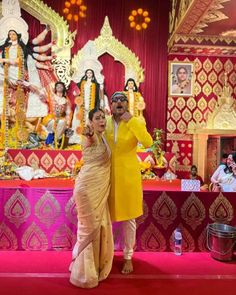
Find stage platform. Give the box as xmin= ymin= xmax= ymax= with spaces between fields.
xmin=7 ymin=149 xmax=83 ymax=174
xmin=7 ymin=149 xmax=177 ymax=177
xmin=1 ymin=178 xmax=235 ymax=252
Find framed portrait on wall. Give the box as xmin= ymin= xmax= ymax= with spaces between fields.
xmin=169 ymin=62 xmax=194 ymax=96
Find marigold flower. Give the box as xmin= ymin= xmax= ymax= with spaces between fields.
xmin=75 ymin=96 xmax=83 ymax=106
xmin=76 ymin=126 xmax=83 ymax=135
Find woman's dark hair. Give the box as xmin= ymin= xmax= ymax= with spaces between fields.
xmin=88 ymin=108 xmax=105 ymax=121
xmin=224 ymin=153 xmax=233 ymax=174
xmin=54 ymin=81 xmax=66 ymax=97
xmin=0 ymin=30 xmax=34 ymax=69
xmin=124 ymin=78 xmax=138 ymax=92
xmin=222 ymin=153 xmax=228 ymax=159
xmin=232 ymin=152 xmax=236 ymax=163
xmin=176 ymin=66 xmax=188 ymax=76
xmin=81 ymin=69 xmax=96 ymax=81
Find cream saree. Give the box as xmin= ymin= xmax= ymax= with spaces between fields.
xmin=70 ymin=134 xmax=114 ymax=288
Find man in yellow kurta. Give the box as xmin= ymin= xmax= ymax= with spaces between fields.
xmin=105 ymin=92 xmax=153 ymax=274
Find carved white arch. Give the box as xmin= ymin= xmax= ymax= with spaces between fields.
xmin=72 ymin=16 xmax=144 ymax=85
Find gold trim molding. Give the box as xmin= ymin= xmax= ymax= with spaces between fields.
xmin=169 ymin=0 xmax=205 ymax=48
xmin=169 ymin=0 xmax=194 ymax=36
xmin=191 ymin=0 xmax=230 ymax=34
xmin=171 ymin=44 xmax=236 ymax=57
xmin=169 ymin=0 xmax=231 ymax=52
xmin=72 ymin=16 xmax=144 ymax=84
xmin=221 ymin=29 xmax=236 ymax=38
xmin=167 ymin=133 xmax=192 ymax=141
xmin=175 ymin=34 xmax=236 ymax=45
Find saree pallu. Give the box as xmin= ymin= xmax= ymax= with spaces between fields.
xmin=70 ymin=136 xmax=114 ymax=288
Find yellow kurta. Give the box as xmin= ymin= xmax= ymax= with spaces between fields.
xmin=105 ymin=116 xmax=153 ymax=221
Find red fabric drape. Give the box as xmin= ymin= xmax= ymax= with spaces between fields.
xmin=21 ymin=0 xmax=169 ymax=132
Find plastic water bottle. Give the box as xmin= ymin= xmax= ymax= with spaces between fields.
xmin=174 ymin=228 xmax=182 ymax=256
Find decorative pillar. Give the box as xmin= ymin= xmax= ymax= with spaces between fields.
xmin=189 ymin=126 xmax=236 ymax=182
xmin=192 ymin=133 xmax=208 ymax=181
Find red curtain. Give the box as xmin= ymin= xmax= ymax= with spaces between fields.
xmin=21 ymin=0 xmax=169 ymax=132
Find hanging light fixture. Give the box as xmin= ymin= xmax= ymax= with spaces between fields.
xmin=128 ymin=8 xmax=151 ymax=31
xmin=63 ymin=0 xmax=87 ymax=22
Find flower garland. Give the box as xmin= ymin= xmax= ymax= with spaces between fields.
xmin=173 ymin=72 xmax=191 ymax=94
xmin=1 ymin=51 xmax=9 ymax=148
xmin=75 ymin=80 xmax=96 ymax=135
xmin=176 ymin=79 xmax=190 ymax=93
xmin=15 ymin=45 xmax=29 ymax=146
xmin=2 ymin=45 xmax=25 ymax=148
xmin=15 ymin=45 xmax=24 ymax=131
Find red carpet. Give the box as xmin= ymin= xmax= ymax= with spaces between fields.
xmin=0 ymin=251 xmax=235 ymax=295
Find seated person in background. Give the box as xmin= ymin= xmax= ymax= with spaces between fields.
xmin=220 ymin=153 xmax=228 ymax=166
xmin=210 ymin=153 xmax=236 ymax=192
xmin=189 ymin=165 xmax=204 ymax=186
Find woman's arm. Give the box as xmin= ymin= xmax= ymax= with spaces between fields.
xmin=211 ymin=165 xmax=223 ymax=183
xmin=82 ymin=125 xmax=95 ymax=148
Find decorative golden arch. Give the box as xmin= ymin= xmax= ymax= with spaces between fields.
xmin=72 ymin=16 xmax=144 ymax=84
xmin=0 ymin=0 xmax=75 ymax=87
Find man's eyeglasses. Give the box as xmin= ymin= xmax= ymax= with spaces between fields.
xmin=111 ymin=96 xmax=128 ymax=103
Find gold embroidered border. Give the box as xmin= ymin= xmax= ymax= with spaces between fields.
xmin=167 ymin=133 xmax=193 ymax=141
xmin=177 ymin=164 xmax=191 ymax=172
xmin=175 ymin=34 xmax=236 ymax=45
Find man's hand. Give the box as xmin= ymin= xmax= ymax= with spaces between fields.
xmin=230 ymin=162 xmax=236 ymax=175
xmin=83 ymin=124 xmax=94 ymax=138
xmin=120 ymin=111 xmax=132 ymax=122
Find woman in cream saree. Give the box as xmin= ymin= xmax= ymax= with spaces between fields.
xmin=70 ymin=108 xmax=114 ymax=288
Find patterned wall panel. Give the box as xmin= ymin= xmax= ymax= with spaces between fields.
xmin=167 ymin=56 xmax=236 ymax=178
xmin=1 ymin=187 xmax=236 ymax=252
